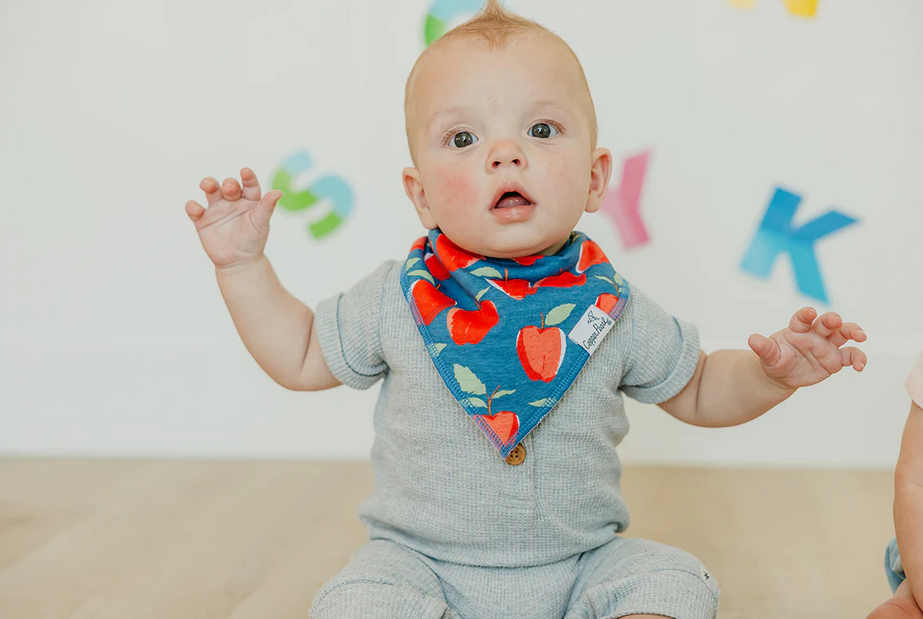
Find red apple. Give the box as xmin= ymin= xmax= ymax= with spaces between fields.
xmin=435 ymin=235 xmax=483 ymax=271
xmin=517 ymin=325 xmax=566 ymax=382
xmin=477 ymin=411 xmax=520 ymax=444
xmin=411 ymin=279 xmax=455 ymax=325
xmin=410 ymin=236 xmax=427 ymax=252
xmin=513 ymin=255 xmax=542 ymax=266
xmin=577 ymin=240 xmax=608 ymax=273
xmin=424 ymin=252 xmax=451 ymax=280
xmin=535 ymin=272 xmax=586 ymax=288
xmin=488 ymin=278 xmax=536 ymax=300
xmin=595 ymin=293 xmax=619 ymax=315
xmin=446 ymin=300 xmax=499 ymax=345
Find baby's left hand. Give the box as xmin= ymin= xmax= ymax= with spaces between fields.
xmin=748 ymin=307 xmax=868 ymax=390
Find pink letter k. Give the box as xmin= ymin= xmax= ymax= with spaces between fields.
xmin=600 ymin=151 xmax=650 ymax=250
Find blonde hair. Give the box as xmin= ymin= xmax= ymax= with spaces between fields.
xmin=439 ymin=0 xmax=547 ymax=48
xmin=405 ymin=0 xmax=599 ymax=161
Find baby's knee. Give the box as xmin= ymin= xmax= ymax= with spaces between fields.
xmin=310 ymin=540 xmax=452 ymax=619
xmin=626 ymin=542 xmax=714 ymax=578
xmin=571 ymin=540 xmax=719 ymax=619
xmin=867 ymin=598 xmax=923 ymax=619
xmin=311 ymin=580 xmax=451 ymax=619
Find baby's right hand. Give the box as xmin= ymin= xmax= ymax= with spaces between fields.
xmin=185 ymin=168 xmax=283 ymax=269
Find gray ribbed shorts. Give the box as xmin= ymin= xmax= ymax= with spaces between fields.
xmin=310 ymin=536 xmax=719 ymax=619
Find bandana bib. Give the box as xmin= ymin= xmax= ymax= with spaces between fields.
xmin=399 ymin=229 xmax=630 ymax=459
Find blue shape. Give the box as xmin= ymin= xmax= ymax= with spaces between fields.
xmin=429 ymin=0 xmax=481 ymax=22
xmin=740 ymin=187 xmax=858 ymax=304
xmin=310 ymin=175 xmax=354 ymax=219
xmin=886 ymin=537 xmax=905 ymax=593
xmin=283 ymin=150 xmax=312 ymax=175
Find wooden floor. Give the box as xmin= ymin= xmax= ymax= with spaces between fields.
xmin=0 ymin=459 xmax=896 ymax=618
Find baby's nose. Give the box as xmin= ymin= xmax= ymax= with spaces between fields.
xmin=489 ymin=142 xmax=526 ymax=169
xmin=492 ymin=156 xmax=522 ymax=168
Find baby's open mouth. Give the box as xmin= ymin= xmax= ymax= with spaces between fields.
xmin=494 ymin=192 xmax=532 ymax=209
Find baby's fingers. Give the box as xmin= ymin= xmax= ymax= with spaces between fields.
xmin=252 ymin=190 xmax=283 ymax=226
xmin=260 ymin=190 xmax=283 ymax=213
xmin=749 ymin=333 xmax=781 ymax=366
xmin=200 ymin=177 xmax=223 ymax=204
xmin=789 ymin=307 xmax=817 ymax=333
xmin=829 ymin=322 xmax=867 ymax=347
xmin=222 ymin=177 xmax=242 ymax=201
xmin=185 ymin=200 xmax=205 ymax=222
xmin=240 ymin=167 xmax=262 ymax=201
xmin=839 ymin=346 xmax=867 ymax=371
xmin=812 ymin=311 xmax=843 ymax=338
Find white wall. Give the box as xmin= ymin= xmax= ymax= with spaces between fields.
xmin=1 ymin=0 xmax=921 ymax=466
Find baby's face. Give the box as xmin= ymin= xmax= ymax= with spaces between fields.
xmin=403 ymin=33 xmax=611 ymax=259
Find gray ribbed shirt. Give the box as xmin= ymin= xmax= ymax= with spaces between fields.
xmin=315 ymin=260 xmax=699 ymax=568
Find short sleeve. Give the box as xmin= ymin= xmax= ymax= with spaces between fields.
xmin=619 ymin=285 xmax=701 ymax=404
xmin=314 ymin=261 xmax=395 ymax=390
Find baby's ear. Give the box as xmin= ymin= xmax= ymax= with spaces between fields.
xmin=403 ymin=167 xmax=437 ymax=229
xmin=585 ymin=148 xmax=612 ymax=213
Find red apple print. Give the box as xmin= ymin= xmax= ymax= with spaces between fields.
xmin=410 ymin=236 xmax=427 ymax=252
xmin=435 ymin=235 xmax=483 ymax=271
xmin=447 ymin=300 xmax=499 ymax=345
xmin=513 ymin=255 xmax=542 ymax=266
xmin=577 ymin=240 xmax=608 ymax=273
xmin=517 ymin=325 xmax=566 ymax=382
xmin=478 ymin=411 xmax=519 ymax=444
xmin=488 ymin=278 xmax=537 ymax=300
xmin=595 ymin=293 xmax=619 ymax=315
xmin=411 ymin=279 xmax=455 ymax=325
xmin=424 ymin=252 xmax=451 ymax=280
xmin=535 ymin=272 xmax=586 ymax=288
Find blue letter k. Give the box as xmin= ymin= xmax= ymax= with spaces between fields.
xmin=740 ymin=187 xmax=858 ymax=304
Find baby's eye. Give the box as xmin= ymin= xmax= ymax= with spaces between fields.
xmin=528 ymin=123 xmax=559 ymax=139
xmin=448 ymin=131 xmax=478 ymax=148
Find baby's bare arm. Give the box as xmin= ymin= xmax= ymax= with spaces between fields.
xmin=660 ymin=308 xmax=865 ymax=427
xmin=895 ymin=402 xmax=923 ymax=610
xmin=216 ymin=256 xmax=339 ymax=391
xmin=658 ymin=350 xmax=794 ymax=427
xmin=186 ymin=169 xmax=339 ymax=392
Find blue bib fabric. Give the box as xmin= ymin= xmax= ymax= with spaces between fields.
xmin=399 ymin=229 xmax=630 ymax=459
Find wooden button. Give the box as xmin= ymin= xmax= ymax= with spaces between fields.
xmin=505 ymin=444 xmax=526 ymax=466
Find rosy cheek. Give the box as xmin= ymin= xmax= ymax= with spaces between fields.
xmin=435 ymin=171 xmax=476 ymax=210
xmin=539 ymin=161 xmax=569 ymax=188
xmin=547 ymin=159 xmax=580 ymax=191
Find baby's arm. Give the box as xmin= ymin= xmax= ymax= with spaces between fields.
xmin=896 ymin=355 xmax=923 ymax=610
xmin=658 ymin=350 xmax=794 ymax=427
xmin=895 ymin=402 xmax=923 ymax=610
xmin=215 ymin=255 xmax=339 ymax=391
xmin=660 ymin=307 xmax=866 ymax=427
xmin=186 ymin=169 xmax=339 ymax=392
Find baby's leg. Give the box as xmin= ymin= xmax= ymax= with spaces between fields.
xmin=310 ymin=539 xmax=455 ymax=619
xmin=564 ymin=537 xmax=719 ymax=619
xmin=867 ymin=582 xmax=923 ymax=619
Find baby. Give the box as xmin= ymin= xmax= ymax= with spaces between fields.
xmin=185 ymin=3 xmax=867 ymax=618
xmin=867 ymin=353 xmax=923 ymax=619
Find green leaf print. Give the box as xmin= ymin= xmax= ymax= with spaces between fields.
xmin=529 ymin=398 xmax=551 ymax=407
xmin=475 ymin=287 xmax=489 ymax=301
xmin=471 ymin=266 xmax=503 ymax=279
xmin=466 ymin=398 xmax=488 ymax=408
xmin=492 ymin=389 xmax=516 ymax=399
xmin=545 ymin=303 xmax=576 ymax=326
xmin=454 ymin=364 xmax=487 ymax=396
xmin=408 ymin=270 xmax=435 ymax=285
xmin=405 ymin=257 xmax=421 ymax=271
xmin=594 ymin=275 xmax=614 ymax=285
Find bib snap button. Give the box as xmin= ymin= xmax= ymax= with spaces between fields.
xmin=505 ymin=443 xmax=526 ymax=466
